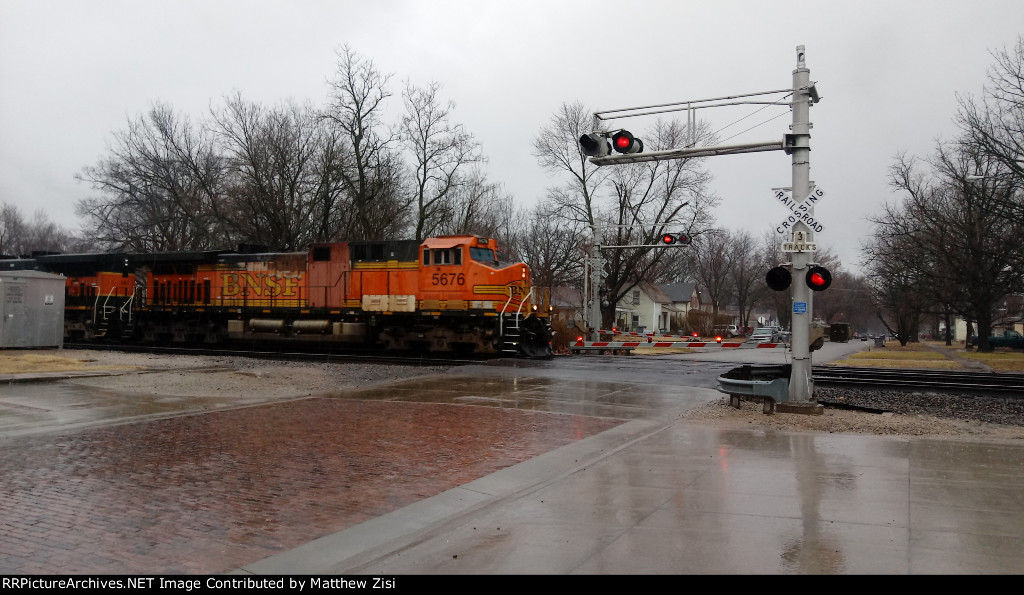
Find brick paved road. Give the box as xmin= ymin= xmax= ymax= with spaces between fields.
xmin=0 ymin=398 xmax=622 ymax=574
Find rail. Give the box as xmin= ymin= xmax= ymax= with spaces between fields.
xmin=812 ymin=366 xmax=1024 ymax=396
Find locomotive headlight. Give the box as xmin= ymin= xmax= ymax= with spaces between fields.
xmin=521 ymin=267 xmax=526 ymax=279
xmin=532 ymin=305 xmax=538 ymax=312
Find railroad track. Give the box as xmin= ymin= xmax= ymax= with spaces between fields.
xmin=62 ymin=342 xmax=485 ymax=368
xmin=812 ymin=365 xmax=1024 ymax=396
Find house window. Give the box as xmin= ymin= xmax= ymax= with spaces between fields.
xmin=632 ymin=289 xmax=640 ymax=305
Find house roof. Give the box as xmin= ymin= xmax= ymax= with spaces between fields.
xmin=639 ymin=281 xmax=672 ymax=304
xmin=659 ymin=282 xmax=697 ymax=303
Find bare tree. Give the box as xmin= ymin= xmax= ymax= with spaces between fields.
xmin=876 ymin=144 xmax=1024 ymax=350
xmin=0 ymin=203 xmax=27 ymax=256
xmin=0 ymin=204 xmax=89 ymax=256
xmin=75 ymin=103 xmax=227 ymax=251
xmin=532 ymin=101 xmax=609 ymax=229
xmin=211 ymin=94 xmax=348 ymax=251
xmin=510 ymin=199 xmax=588 ymax=292
xmin=725 ymin=228 xmax=761 ymax=328
xmin=323 ymin=45 xmax=410 ymax=240
xmin=862 ymin=206 xmax=929 ymax=346
xmin=399 ymin=81 xmax=483 ymax=240
xmin=956 ymin=35 xmax=1024 ymax=183
xmin=533 ymin=104 xmax=718 ymax=329
xmin=307 ymin=115 xmax=355 ymax=243
xmin=688 ymin=229 xmax=734 ymax=316
xmin=433 ymin=169 xmax=515 ymax=238
xmin=835 ymin=272 xmax=882 ymax=336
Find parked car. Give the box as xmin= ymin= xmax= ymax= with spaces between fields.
xmin=747 ymin=327 xmax=780 ymax=343
xmin=966 ymin=330 xmax=1024 ymax=349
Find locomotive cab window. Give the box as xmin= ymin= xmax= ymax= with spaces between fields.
xmin=470 ymin=247 xmax=496 ymax=265
xmin=428 ymin=248 xmax=461 ymax=265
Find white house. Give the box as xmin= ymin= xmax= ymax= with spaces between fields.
xmin=615 ymin=282 xmax=676 ymax=333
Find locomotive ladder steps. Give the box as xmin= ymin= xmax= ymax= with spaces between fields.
xmin=499 ymin=314 xmax=522 ymax=354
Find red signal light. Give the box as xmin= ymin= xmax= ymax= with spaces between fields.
xmin=611 ymin=130 xmax=643 ymax=154
xmin=805 ymin=266 xmax=832 ymax=291
xmin=715 ymin=335 xmax=723 ymax=343
xmin=661 ymin=232 xmax=691 ymax=246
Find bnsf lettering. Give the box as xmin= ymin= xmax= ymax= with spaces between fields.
xmin=221 ymin=272 xmax=302 ymax=297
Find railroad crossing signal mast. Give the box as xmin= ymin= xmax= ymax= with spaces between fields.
xmin=786 ymin=46 xmax=818 ymax=403
xmin=581 ymin=45 xmax=822 ymax=406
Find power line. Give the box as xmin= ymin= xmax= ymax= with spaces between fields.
xmin=719 ymin=110 xmax=792 ymax=144
xmin=712 ymin=91 xmax=793 ymax=142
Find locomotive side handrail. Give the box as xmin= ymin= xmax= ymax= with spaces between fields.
xmin=499 ymin=291 xmax=515 ymax=336
xmin=91 ymin=285 xmax=101 ymax=326
xmin=498 ymin=286 xmax=534 ymax=337
xmin=93 ymin=285 xmax=135 ymax=330
xmin=517 ymin=287 xmax=534 ymax=317
xmin=120 ymin=291 xmax=135 ymax=326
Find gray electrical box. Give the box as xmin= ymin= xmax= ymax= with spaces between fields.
xmin=0 ymin=271 xmax=65 ymax=348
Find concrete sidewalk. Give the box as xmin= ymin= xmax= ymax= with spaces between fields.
xmin=236 ymin=390 xmax=1024 ymax=575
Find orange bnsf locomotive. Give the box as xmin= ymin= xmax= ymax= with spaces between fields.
xmin=2 ymin=235 xmax=553 ymax=357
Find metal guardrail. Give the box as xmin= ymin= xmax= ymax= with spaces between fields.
xmin=717 ymin=364 xmax=792 ymax=413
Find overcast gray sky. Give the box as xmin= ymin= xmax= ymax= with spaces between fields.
xmin=2 ymin=0 xmax=1023 ymax=273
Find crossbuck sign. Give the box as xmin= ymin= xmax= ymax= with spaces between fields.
xmin=774 ymin=186 xmax=826 ymax=236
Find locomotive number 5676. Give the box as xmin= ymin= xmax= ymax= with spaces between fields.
xmin=431 ymin=272 xmax=465 ymax=286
